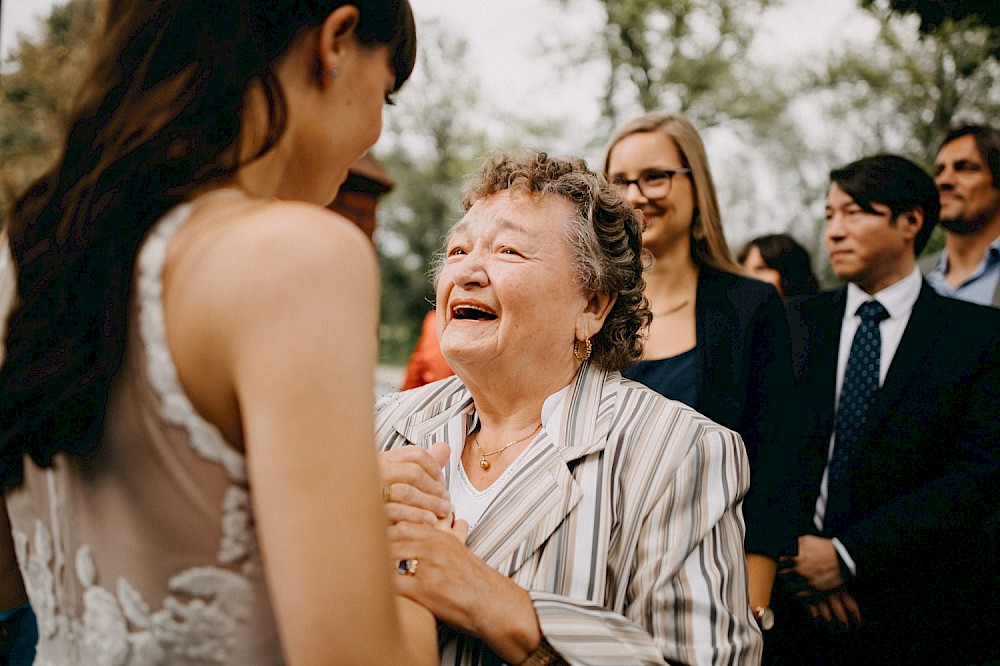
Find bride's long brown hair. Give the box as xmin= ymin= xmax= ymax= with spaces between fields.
xmin=0 ymin=0 xmax=416 ymax=487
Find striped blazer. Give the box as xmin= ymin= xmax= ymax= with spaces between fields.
xmin=375 ymin=364 xmax=762 ymax=665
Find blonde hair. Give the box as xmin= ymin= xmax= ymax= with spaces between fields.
xmin=603 ymin=112 xmax=743 ymax=275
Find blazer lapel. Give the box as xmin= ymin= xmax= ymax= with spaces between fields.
xmin=466 ymin=432 xmax=583 ymax=573
xmin=388 ymin=378 xmax=473 ymax=446
xmin=466 ymin=366 xmax=615 ymax=582
xmin=389 ymin=381 xmax=474 ymax=490
xmin=863 ymin=283 xmax=941 ymax=433
xmin=694 ymin=270 xmax=731 ymax=411
xmin=812 ymin=289 xmax=847 ymax=451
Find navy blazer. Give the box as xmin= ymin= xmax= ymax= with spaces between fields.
xmin=629 ymin=267 xmax=802 ymax=558
xmin=785 ymin=282 xmax=1000 ymax=662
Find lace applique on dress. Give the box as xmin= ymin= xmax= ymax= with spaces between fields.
xmin=137 ymin=203 xmax=261 ymax=574
xmin=218 ymin=486 xmax=260 ymax=576
xmin=16 ymin=524 xmax=253 ymax=665
xmin=14 ymin=523 xmax=59 ymax=642
xmin=136 ymin=203 xmax=247 ymax=485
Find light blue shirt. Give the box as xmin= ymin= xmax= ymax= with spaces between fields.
xmin=925 ymin=235 xmax=1000 ymax=307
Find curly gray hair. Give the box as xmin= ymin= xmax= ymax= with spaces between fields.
xmin=437 ymin=151 xmax=650 ymax=371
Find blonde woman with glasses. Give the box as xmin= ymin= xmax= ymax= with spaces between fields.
xmin=604 ymin=112 xmax=806 ymax=634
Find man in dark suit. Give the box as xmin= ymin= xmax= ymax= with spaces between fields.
xmin=768 ymin=154 xmax=1000 ymax=664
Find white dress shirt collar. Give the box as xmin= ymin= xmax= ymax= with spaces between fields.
xmin=844 ymin=265 xmax=923 ymax=322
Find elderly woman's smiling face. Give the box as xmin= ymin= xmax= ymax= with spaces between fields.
xmin=436 ymin=190 xmax=593 ymax=381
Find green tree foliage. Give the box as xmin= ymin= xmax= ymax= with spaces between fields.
xmin=862 ymin=0 xmax=1000 ymax=48
xmin=0 ymin=0 xmax=99 ymax=217
xmin=580 ymin=0 xmax=788 ymax=133
xmin=374 ymin=23 xmax=489 ymax=364
xmin=552 ymin=0 xmax=814 ymax=263
xmin=817 ymin=9 xmax=1000 ymax=162
xmin=806 ymin=5 xmax=1000 ymax=261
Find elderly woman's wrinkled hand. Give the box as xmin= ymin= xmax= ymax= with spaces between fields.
xmin=388 ymin=520 xmax=482 ymax=628
xmin=379 ymin=442 xmax=454 ymax=527
xmin=389 ymin=519 xmax=539 ymax=657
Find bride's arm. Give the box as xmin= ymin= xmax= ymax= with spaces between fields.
xmin=166 ymin=201 xmax=437 ymax=666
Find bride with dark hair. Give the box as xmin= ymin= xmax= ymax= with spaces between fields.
xmin=0 ymin=1 xmax=446 ymax=663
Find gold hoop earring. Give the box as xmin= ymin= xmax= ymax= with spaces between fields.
xmin=573 ymin=337 xmax=592 ymax=362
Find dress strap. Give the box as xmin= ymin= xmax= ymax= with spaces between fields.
xmin=135 ymin=201 xmax=248 ymax=484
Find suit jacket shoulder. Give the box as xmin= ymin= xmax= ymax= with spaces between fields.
xmin=696 ymin=267 xmax=777 ymax=322
xmin=694 ymin=267 xmax=788 ymax=427
xmin=784 ymin=288 xmax=846 ymax=380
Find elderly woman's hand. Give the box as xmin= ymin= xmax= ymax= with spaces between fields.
xmin=389 ymin=520 xmax=543 ymax=664
xmin=379 ymin=443 xmax=454 ymax=527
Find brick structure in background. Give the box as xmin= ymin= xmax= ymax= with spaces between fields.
xmin=328 ymin=153 xmax=395 ymax=242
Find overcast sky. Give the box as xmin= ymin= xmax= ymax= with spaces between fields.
xmin=3 ymin=0 xmax=874 ymax=109
xmin=2 ymin=0 xmax=880 ymax=239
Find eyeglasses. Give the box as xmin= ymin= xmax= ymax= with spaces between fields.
xmin=610 ymin=168 xmax=691 ymax=198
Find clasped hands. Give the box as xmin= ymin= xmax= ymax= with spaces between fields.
xmin=779 ymin=535 xmax=862 ymax=629
xmin=378 ymin=443 xmax=541 ymax=660
xmin=380 ymin=442 xmax=458 ymax=530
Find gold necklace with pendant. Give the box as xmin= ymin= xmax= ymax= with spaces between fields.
xmin=473 ymin=422 xmax=543 ymax=470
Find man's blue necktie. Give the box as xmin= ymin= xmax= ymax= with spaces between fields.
xmin=824 ymin=300 xmax=889 ymax=533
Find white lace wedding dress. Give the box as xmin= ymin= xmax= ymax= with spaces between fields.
xmin=1 ymin=202 xmax=284 ymax=665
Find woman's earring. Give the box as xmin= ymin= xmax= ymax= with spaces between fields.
xmin=573 ymin=337 xmax=592 ymax=362
xmin=329 ymin=66 xmax=340 ymax=81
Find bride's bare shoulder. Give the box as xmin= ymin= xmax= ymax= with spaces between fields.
xmin=164 ymin=196 xmax=377 ymax=328
xmin=206 ymin=197 xmax=370 ymax=257
xmin=176 ymin=196 xmax=373 ymax=280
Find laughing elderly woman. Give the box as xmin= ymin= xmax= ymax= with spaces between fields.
xmin=376 ymin=152 xmax=761 ymax=665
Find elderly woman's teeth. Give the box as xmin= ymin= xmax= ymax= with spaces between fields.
xmin=452 ymin=305 xmax=497 ymax=320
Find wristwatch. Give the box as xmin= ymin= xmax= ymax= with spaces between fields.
xmin=520 ymin=637 xmax=564 ymax=666
xmin=753 ymin=606 xmax=775 ymax=631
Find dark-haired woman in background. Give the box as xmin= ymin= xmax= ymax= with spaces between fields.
xmin=739 ymin=233 xmax=820 ymax=299
xmin=0 ymin=1 xmax=446 ymax=663
xmin=603 ymin=112 xmax=803 ymax=631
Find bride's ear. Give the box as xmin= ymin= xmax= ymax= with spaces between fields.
xmin=315 ymin=5 xmax=360 ymax=85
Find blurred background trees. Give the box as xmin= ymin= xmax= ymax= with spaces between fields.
xmin=559 ymin=0 xmax=999 ymax=282
xmin=0 ymin=0 xmax=97 ymax=210
xmin=2 ymin=0 xmax=997 ymax=364
xmin=375 ymin=23 xmax=488 ymax=362
xmin=583 ymin=0 xmax=789 ymax=131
